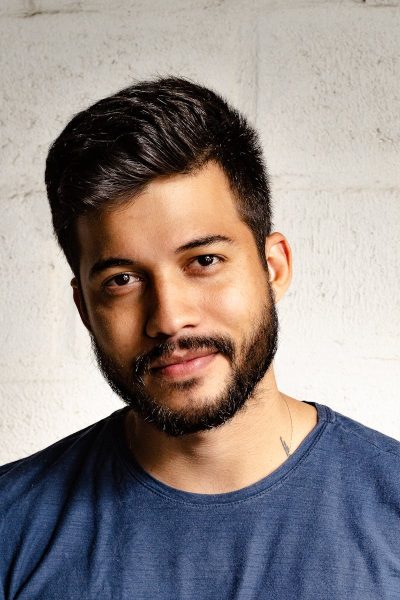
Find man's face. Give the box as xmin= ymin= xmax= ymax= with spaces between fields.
xmin=75 ymin=162 xmax=279 ymax=436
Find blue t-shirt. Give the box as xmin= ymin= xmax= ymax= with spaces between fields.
xmin=1 ymin=402 xmax=399 ymax=599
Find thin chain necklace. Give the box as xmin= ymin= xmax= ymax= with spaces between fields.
xmin=280 ymin=395 xmax=293 ymax=457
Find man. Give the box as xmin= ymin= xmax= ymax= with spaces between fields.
xmin=0 ymin=77 xmax=399 ymax=600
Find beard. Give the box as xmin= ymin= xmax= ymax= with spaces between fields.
xmin=92 ymin=285 xmax=279 ymax=437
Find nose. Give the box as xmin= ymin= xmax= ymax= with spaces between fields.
xmin=145 ymin=275 xmax=201 ymax=339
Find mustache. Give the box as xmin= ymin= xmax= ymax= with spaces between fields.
xmin=132 ymin=335 xmax=235 ymax=380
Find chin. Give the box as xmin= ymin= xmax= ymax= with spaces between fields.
xmin=146 ymin=377 xmax=225 ymax=412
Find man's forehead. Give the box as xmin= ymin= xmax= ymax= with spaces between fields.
xmin=76 ymin=162 xmax=246 ymax=255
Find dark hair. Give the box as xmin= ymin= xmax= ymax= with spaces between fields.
xmin=45 ymin=77 xmax=272 ymax=274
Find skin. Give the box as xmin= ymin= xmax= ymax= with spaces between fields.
xmin=73 ymin=161 xmax=317 ymax=494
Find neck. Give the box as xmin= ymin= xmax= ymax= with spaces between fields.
xmin=124 ymin=367 xmax=317 ymax=494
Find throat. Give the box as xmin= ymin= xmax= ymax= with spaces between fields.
xmin=123 ymin=390 xmax=306 ymax=494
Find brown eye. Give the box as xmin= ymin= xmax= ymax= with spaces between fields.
xmin=106 ymin=273 xmax=137 ymax=287
xmin=197 ymin=255 xmax=217 ymax=267
xmin=114 ymin=274 xmax=131 ymax=286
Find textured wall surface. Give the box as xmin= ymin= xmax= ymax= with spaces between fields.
xmin=0 ymin=0 xmax=399 ymax=464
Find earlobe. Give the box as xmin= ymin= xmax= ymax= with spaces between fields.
xmin=265 ymin=232 xmax=292 ymax=302
xmin=71 ymin=277 xmax=92 ymax=332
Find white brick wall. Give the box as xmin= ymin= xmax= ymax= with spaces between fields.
xmin=0 ymin=0 xmax=399 ymax=463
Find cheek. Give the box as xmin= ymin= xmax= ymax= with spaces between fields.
xmin=204 ymin=277 xmax=267 ymax=331
xmin=88 ymin=302 xmax=143 ymax=360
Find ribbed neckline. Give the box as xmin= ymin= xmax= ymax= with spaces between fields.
xmin=113 ymin=402 xmax=334 ymax=506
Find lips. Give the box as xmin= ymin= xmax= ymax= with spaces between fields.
xmin=151 ymin=349 xmax=217 ymax=369
xmin=150 ymin=350 xmax=218 ymax=378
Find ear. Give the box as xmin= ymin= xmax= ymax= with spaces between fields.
xmin=264 ymin=232 xmax=292 ymax=302
xmin=71 ymin=277 xmax=92 ymax=332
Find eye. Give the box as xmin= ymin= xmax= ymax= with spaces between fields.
xmin=104 ymin=273 xmax=139 ymax=287
xmin=192 ymin=254 xmax=223 ymax=268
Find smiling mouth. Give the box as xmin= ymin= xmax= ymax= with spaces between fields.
xmin=151 ymin=352 xmax=218 ymax=379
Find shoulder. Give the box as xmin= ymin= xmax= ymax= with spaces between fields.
xmin=0 ymin=409 xmax=128 ymax=589
xmin=0 ymin=408 xmax=126 ymax=506
xmin=325 ymin=404 xmax=400 ymax=458
xmin=314 ymin=402 xmax=400 ymax=498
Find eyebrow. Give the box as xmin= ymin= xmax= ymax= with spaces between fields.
xmin=89 ymin=235 xmax=235 ymax=280
xmin=89 ymin=257 xmax=137 ymax=280
xmin=175 ymin=234 xmax=235 ymax=253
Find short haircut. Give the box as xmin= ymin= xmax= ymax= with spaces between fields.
xmin=45 ymin=77 xmax=272 ymax=274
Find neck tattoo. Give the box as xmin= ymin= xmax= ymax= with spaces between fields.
xmin=280 ymin=395 xmax=293 ymax=457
